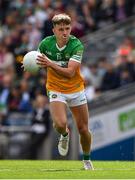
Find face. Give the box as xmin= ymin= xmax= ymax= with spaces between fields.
xmin=53 ymin=23 xmax=71 ymax=43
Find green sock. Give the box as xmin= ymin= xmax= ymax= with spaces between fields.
xmin=83 ymin=154 xmax=90 ymax=160
xmin=62 ymin=132 xmax=68 ymax=137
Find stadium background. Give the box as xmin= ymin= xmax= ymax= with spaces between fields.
xmin=0 ymin=0 xmax=135 ymax=160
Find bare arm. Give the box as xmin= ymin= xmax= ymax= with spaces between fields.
xmin=36 ymin=54 xmax=80 ymax=78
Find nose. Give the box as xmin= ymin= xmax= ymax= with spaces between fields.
xmin=63 ymin=29 xmax=67 ymax=35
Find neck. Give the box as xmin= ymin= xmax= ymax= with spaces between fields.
xmin=57 ymin=40 xmax=66 ymax=48
xmin=56 ymin=37 xmax=69 ymax=48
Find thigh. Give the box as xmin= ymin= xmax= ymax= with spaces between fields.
xmin=68 ymin=91 xmax=87 ymax=107
xmin=70 ymin=103 xmax=89 ymax=129
xmin=50 ymin=101 xmax=67 ymax=125
xmin=48 ymin=91 xmax=67 ymax=104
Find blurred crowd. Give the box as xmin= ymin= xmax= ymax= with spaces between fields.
xmin=81 ymin=36 xmax=135 ymax=101
xmin=1 ymin=0 xmax=135 ymax=121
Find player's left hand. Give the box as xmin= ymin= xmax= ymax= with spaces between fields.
xmin=36 ymin=54 xmax=52 ymax=68
xmin=21 ymin=63 xmax=26 ymax=71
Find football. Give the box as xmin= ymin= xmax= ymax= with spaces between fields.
xmin=23 ymin=51 xmax=41 ymax=74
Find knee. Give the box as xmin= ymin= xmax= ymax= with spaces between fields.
xmin=78 ymin=125 xmax=89 ymax=135
xmin=53 ymin=121 xmax=66 ymax=130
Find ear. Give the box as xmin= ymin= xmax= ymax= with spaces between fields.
xmin=69 ymin=27 xmax=72 ymax=33
xmin=52 ymin=28 xmax=55 ymax=34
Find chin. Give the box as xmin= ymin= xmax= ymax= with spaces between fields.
xmin=63 ymin=37 xmax=69 ymax=40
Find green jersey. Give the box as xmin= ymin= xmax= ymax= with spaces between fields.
xmin=38 ymin=35 xmax=85 ymax=93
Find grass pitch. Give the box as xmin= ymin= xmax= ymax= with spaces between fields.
xmin=0 ymin=160 xmax=134 ymax=179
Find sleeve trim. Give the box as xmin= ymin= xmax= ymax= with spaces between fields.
xmin=69 ymin=58 xmax=81 ymax=63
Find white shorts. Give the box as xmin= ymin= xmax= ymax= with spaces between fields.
xmin=48 ymin=90 xmax=87 ymax=107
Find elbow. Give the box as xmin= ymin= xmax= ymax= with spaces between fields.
xmin=67 ymin=71 xmax=75 ymax=78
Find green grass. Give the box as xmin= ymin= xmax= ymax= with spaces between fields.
xmin=0 ymin=160 xmax=134 ymax=179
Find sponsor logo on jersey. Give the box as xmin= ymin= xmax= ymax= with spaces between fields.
xmin=65 ymin=53 xmax=70 ymax=59
xmin=76 ymin=50 xmax=83 ymax=56
xmin=56 ymin=53 xmax=62 ymax=60
xmin=52 ymin=94 xmax=57 ymax=98
xmin=61 ymin=62 xmax=68 ymax=67
xmin=46 ymin=51 xmax=52 ymax=55
xmin=80 ymin=98 xmax=86 ymax=102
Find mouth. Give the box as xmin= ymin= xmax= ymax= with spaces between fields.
xmin=63 ymin=35 xmax=68 ymax=38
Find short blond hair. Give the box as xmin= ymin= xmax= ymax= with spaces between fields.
xmin=52 ymin=13 xmax=71 ymax=26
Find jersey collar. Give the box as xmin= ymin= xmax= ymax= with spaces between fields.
xmin=56 ymin=43 xmax=66 ymax=51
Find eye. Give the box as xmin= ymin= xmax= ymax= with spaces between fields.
xmin=59 ymin=28 xmax=64 ymax=31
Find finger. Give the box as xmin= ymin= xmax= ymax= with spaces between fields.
xmin=37 ymin=61 xmax=46 ymax=66
xmin=42 ymin=54 xmax=50 ymax=61
xmin=37 ymin=63 xmax=47 ymax=68
xmin=37 ymin=55 xmax=44 ymax=59
xmin=42 ymin=53 xmax=45 ymax=56
xmin=42 ymin=53 xmax=46 ymax=58
xmin=36 ymin=59 xmax=46 ymax=64
xmin=21 ymin=64 xmax=26 ymax=71
xmin=36 ymin=57 xmax=43 ymax=61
